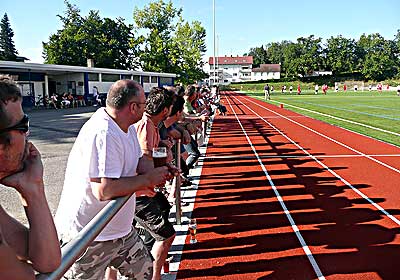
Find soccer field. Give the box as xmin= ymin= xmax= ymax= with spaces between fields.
xmin=245 ymin=90 xmax=400 ymax=147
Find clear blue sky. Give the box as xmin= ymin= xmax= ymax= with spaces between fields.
xmin=1 ymin=0 xmax=399 ymax=64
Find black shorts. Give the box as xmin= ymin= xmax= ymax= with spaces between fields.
xmin=135 ymin=193 xmax=175 ymax=241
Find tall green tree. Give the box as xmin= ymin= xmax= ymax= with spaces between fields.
xmin=357 ymin=33 xmax=398 ymax=80
xmin=43 ymin=1 xmax=137 ymax=69
xmin=133 ymin=0 xmax=207 ymax=82
xmin=245 ymin=46 xmax=268 ymax=67
xmin=0 ymin=13 xmax=18 ymax=61
xmin=324 ymin=35 xmax=358 ymax=74
xmin=174 ymin=20 xmax=207 ymax=83
xmin=133 ymin=0 xmax=181 ymax=73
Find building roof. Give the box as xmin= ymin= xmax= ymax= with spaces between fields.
xmin=252 ymin=64 xmax=281 ymax=73
xmin=209 ymin=56 xmax=253 ymax=65
xmin=0 ymin=60 xmax=176 ymax=77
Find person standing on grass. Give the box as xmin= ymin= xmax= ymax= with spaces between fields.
xmin=297 ymin=84 xmax=301 ymax=95
xmin=315 ymin=84 xmax=319 ymax=94
xmin=264 ymin=83 xmax=270 ymax=100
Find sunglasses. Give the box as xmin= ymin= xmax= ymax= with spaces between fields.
xmin=0 ymin=114 xmax=30 ymax=134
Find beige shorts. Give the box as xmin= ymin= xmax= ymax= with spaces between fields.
xmin=63 ymin=229 xmax=152 ymax=280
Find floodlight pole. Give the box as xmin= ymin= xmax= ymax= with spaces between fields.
xmin=213 ymin=0 xmax=216 ymax=85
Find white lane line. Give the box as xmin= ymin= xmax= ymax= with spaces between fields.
xmin=229 ymin=94 xmax=400 ymax=227
xmin=225 ymin=94 xmax=326 ymax=280
xmin=254 ymin=97 xmax=400 ymax=137
xmin=205 ymin=154 xmax=400 ymax=160
xmin=242 ymin=95 xmax=400 ymax=175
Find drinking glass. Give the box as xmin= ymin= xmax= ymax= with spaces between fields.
xmin=188 ymin=218 xmax=197 ymax=244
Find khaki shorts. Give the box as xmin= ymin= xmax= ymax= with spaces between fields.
xmin=63 ymin=229 xmax=152 ymax=280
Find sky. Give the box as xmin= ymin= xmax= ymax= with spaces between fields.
xmin=1 ymin=0 xmax=399 ymax=64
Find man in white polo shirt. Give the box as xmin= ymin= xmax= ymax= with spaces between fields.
xmin=55 ymin=80 xmax=173 ymax=279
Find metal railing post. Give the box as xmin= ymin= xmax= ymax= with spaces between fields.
xmin=36 ymin=195 xmax=132 ymax=280
xmin=175 ymin=139 xmax=182 ymax=225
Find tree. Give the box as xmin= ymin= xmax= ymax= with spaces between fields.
xmin=133 ymin=0 xmax=182 ymax=73
xmin=0 ymin=13 xmax=18 ymax=61
xmin=133 ymin=0 xmax=207 ymax=82
xmin=43 ymin=1 xmax=137 ymax=69
xmin=325 ymin=35 xmax=358 ymax=74
xmin=245 ymin=46 xmax=268 ymax=67
xmin=174 ymin=20 xmax=207 ymax=83
xmin=357 ymin=33 xmax=398 ymax=80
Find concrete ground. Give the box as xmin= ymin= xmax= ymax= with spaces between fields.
xmin=0 ymin=106 xmax=97 ymax=224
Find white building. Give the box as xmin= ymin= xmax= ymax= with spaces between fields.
xmin=206 ymin=55 xmax=253 ymax=85
xmin=204 ymin=56 xmax=281 ymax=85
xmin=0 ymin=60 xmax=175 ymax=107
xmin=251 ymin=64 xmax=281 ymax=81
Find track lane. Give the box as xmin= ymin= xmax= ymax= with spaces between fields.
xmin=175 ymin=91 xmax=400 ymax=279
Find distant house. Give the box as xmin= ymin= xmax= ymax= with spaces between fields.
xmin=204 ymin=56 xmax=281 ymax=85
xmin=251 ymin=64 xmax=281 ymax=81
xmin=205 ymin=55 xmax=253 ymax=85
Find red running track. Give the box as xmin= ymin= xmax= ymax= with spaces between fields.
xmin=176 ymin=91 xmax=400 ymax=280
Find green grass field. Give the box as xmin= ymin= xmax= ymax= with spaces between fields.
xmin=243 ymin=90 xmax=400 ymax=147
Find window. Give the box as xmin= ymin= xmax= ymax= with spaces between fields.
xmin=132 ymin=75 xmax=140 ymax=82
xmin=159 ymin=77 xmax=173 ymax=85
xmin=151 ymin=76 xmax=158 ymax=83
xmin=121 ymin=74 xmax=131 ymax=80
xmin=88 ymin=73 xmax=99 ymax=81
xmin=142 ymin=76 xmax=150 ymax=83
xmin=102 ymin=74 xmax=120 ymax=82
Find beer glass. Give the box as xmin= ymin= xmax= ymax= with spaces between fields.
xmin=152 ymin=147 xmax=167 ymax=168
xmin=189 ymin=218 xmax=197 ymax=244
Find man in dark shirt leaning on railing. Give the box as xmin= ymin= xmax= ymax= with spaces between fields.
xmin=0 ymin=75 xmax=61 ymax=279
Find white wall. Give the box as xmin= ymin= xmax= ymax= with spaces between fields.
xmin=89 ymin=81 xmax=114 ymax=95
xmin=51 ymin=73 xmax=84 ymax=95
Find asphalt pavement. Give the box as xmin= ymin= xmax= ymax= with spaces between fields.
xmin=0 ymin=106 xmax=98 ymax=224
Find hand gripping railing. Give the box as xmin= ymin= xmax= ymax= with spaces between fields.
xmin=36 ymin=195 xmax=132 ymax=280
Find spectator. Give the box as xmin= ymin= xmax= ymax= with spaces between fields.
xmin=134 ymin=87 xmax=178 ymax=280
xmin=315 ymin=84 xmax=319 ymax=94
xmin=289 ymin=85 xmax=293 ymax=94
xmin=297 ymin=84 xmax=301 ymax=95
xmin=49 ymin=93 xmax=58 ymax=109
xmin=76 ymin=95 xmax=86 ymax=107
xmin=343 ymin=84 xmax=347 ymax=92
xmin=0 ymin=75 xmax=61 ymax=279
xmin=55 ymin=80 xmax=172 ymax=279
xmin=92 ymin=86 xmax=99 ymax=106
xmin=182 ymin=86 xmax=206 ymax=171
xmin=67 ymin=93 xmax=76 ymax=108
xmin=354 ymin=84 xmax=358 ymax=92
xmin=369 ymin=84 xmax=372 ymax=91
xmin=61 ymin=92 xmax=71 ymax=108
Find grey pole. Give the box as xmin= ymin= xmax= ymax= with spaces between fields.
xmin=175 ymin=139 xmax=182 ymax=225
xmin=36 ymin=195 xmax=132 ymax=280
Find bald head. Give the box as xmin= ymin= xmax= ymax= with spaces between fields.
xmin=106 ymin=80 xmax=143 ymax=110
